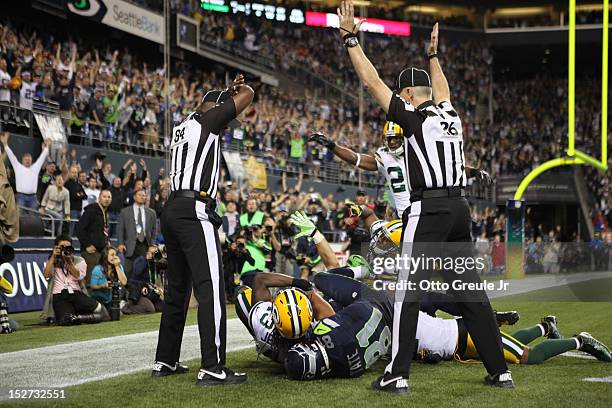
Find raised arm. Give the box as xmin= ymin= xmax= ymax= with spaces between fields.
xmin=337 ymin=1 xmax=393 ymax=113
xmin=309 ymin=131 xmax=378 ymax=171
xmin=428 ymin=23 xmax=450 ymax=104
xmin=1 ymin=133 xmax=20 ymax=170
xmin=290 ymin=211 xmax=340 ymax=269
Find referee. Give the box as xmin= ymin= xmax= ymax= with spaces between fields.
xmin=337 ymin=2 xmax=512 ymax=393
xmin=152 ymin=74 xmax=254 ymax=386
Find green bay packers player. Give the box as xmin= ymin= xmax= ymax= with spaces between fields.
xmin=418 ymin=313 xmax=612 ymax=365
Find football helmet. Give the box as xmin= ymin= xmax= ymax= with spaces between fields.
xmin=284 ymin=340 xmax=331 ymax=380
xmin=368 ymin=220 xmax=403 ymax=275
xmin=273 ymin=288 xmax=313 ymax=339
xmin=383 ymin=121 xmax=404 ymax=158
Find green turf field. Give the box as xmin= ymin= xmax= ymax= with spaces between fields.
xmin=2 ymin=281 xmax=612 ymax=408
xmin=2 ymin=307 xmax=237 ymax=353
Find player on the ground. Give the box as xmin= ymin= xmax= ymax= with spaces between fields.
xmin=309 ymin=126 xmax=492 ymax=218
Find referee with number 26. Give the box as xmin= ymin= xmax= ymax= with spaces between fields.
xmin=337 ymin=0 xmax=512 ymax=394
xmin=152 ymin=74 xmax=254 ymax=386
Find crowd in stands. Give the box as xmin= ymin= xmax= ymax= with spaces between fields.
xmin=1 ymin=9 xmax=610 ymax=234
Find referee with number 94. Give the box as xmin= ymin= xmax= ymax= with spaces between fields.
xmin=152 ymin=74 xmax=254 ymax=386
xmin=337 ymin=0 xmax=511 ymax=394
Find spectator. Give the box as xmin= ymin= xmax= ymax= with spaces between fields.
xmin=1 ymin=132 xmax=49 ymax=209
xmin=39 ymin=174 xmax=70 ymax=235
xmin=38 ymin=161 xmax=57 ymax=203
xmin=90 ymin=245 xmax=127 ymax=311
xmin=64 ymin=165 xmax=86 ymax=234
xmin=75 ymin=188 xmax=112 ymax=282
xmin=42 ymin=234 xmax=109 ymax=325
xmin=222 ymin=200 xmax=240 ymax=237
xmin=240 ymin=198 xmax=264 ymax=227
xmin=19 ymin=70 xmax=35 ymax=111
xmin=83 ymin=176 xmax=100 ymax=208
xmin=150 ymin=186 xmax=167 ymax=219
xmin=526 ymin=236 xmax=545 ymax=273
xmin=117 ymin=188 xmax=156 ymax=276
xmin=0 ymin=58 xmax=11 ymax=103
xmin=489 ymin=234 xmax=506 ymax=275
xmin=542 ymin=234 xmax=560 ymax=274
xmin=108 ymin=175 xmax=127 ymax=234
xmin=122 ymin=244 xmax=164 ymax=315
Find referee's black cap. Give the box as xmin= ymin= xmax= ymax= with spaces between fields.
xmin=394 ymin=68 xmax=431 ymax=93
xmin=202 ymin=89 xmax=241 ymax=129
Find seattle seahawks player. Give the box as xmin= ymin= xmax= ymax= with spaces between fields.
xmin=309 ymin=127 xmax=492 ymax=218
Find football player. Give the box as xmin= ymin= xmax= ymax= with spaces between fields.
xmin=418 ymin=314 xmax=612 ymax=365
xmin=309 ymin=127 xmax=493 ymax=218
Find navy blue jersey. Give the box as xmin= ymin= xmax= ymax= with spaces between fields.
xmin=310 ymin=301 xmax=391 ymax=378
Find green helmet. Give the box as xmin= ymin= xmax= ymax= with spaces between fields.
xmin=347 ymin=254 xmax=368 ymax=268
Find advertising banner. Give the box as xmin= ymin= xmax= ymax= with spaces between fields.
xmin=67 ymin=0 xmax=164 ymax=44
xmin=0 ymin=252 xmax=50 ymax=313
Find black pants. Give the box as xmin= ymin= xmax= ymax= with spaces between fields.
xmin=125 ymin=240 xmax=149 ymax=278
xmin=53 ymin=290 xmax=98 ymax=322
xmin=155 ymin=196 xmax=226 ymax=370
xmin=387 ymin=196 xmax=507 ymax=378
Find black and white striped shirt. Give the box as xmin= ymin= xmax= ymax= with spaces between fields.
xmin=169 ymin=100 xmax=236 ymax=198
xmin=387 ymin=94 xmax=467 ymax=191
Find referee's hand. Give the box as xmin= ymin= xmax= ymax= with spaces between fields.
xmin=308 ymin=132 xmax=336 ymax=150
xmin=475 ymin=169 xmax=493 ymax=186
xmin=428 ymin=23 xmax=439 ymax=56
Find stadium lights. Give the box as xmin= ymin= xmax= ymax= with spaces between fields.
xmin=201 ymin=0 xmax=229 ymax=12
xmin=492 ymin=7 xmax=550 ymax=17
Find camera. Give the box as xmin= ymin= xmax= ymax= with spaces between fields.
xmin=60 ymin=246 xmax=74 ymax=257
xmin=110 ymin=281 xmax=122 ymax=321
xmin=153 ymin=245 xmax=168 ymax=271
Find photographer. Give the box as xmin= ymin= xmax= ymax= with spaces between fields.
xmin=272 ymin=206 xmax=297 ymax=276
xmin=122 ymin=244 xmax=164 ymax=314
xmin=89 ymin=246 xmax=127 ymax=311
xmin=42 ymin=235 xmax=109 ymax=325
xmin=231 ymin=225 xmax=271 ymax=287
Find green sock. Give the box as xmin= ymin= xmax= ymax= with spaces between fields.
xmin=526 ymin=338 xmax=580 ymax=364
xmin=511 ymin=324 xmax=545 ymax=345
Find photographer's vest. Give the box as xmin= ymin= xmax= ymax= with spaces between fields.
xmin=240 ymin=211 xmax=264 ymax=227
xmin=240 ymin=242 xmax=267 ymax=276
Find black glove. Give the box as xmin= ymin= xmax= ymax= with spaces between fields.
xmin=308 ymin=132 xmax=336 ymax=150
xmin=291 ymin=278 xmax=313 ymax=292
xmin=418 ymin=348 xmax=443 ymax=364
xmin=475 ymin=169 xmax=493 ymax=186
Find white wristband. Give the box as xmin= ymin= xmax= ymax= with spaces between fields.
xmin=355 ymin=153 xmax=361 ymax=168
xmin=312 ymin=231 xmax=325 ymax=245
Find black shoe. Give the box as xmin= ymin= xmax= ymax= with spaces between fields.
xmin=541 ymin=316 xmax=562 ymax=339
xmin=152 ymin=362 xmax=190 ymax=377
xmin=484 ymin=371 xmax=515 ymax=388
xmin=196 ymin=367 xmax=247 ymax=386
xmin=576 ymin=332 xmax=612 ymax=362
xmin=371 ymin=374 xmax=410 ymax=394
xmin=495 ymin=311 xmax=520 ymax=326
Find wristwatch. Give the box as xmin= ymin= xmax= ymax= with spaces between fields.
xmin=344 ymin=36 xmax=359 ymax=48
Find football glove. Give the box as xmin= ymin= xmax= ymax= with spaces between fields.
xmin=345 ymin=201 xmax=363 ymax=218
xmin=290 ymin=211 xmax=317 ymax=239
xmin=308 ymin=132 xmax=336 ymax=150
xmin=475 ymin=169 xmax=493 ymax=186
xmin=417 ymin=348 xmax=443 ymax=364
